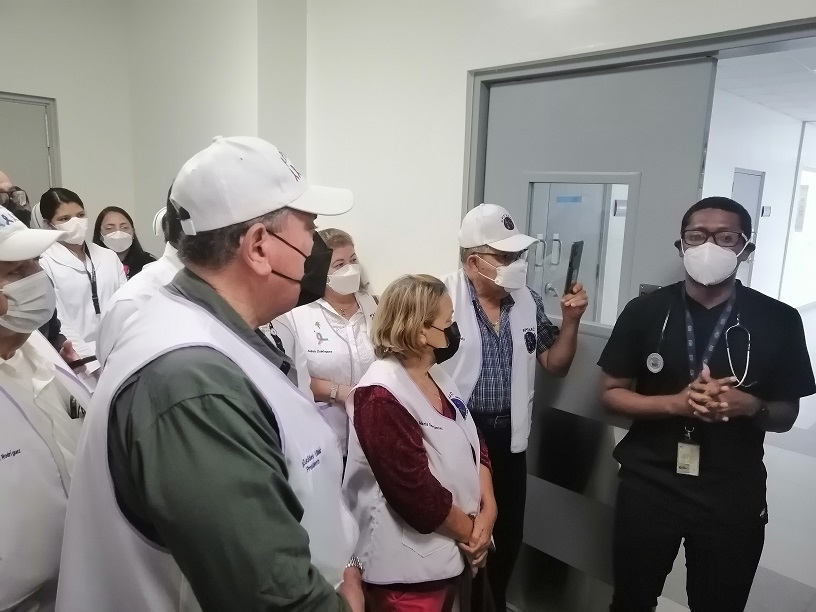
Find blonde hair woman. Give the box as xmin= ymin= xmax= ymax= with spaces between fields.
xmin=343 ymin=274 xmax=496 ymax=611
xmin=273 ymin=228 xmax=377 ymax=455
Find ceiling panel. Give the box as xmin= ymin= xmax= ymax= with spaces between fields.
xmin=716 ymin=49 xmax=816 ymax=122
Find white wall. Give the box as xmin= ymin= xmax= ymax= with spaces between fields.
xmin=1 ymin=0 xmax=269 ymax=256
xmin=126 ymin=0 xmax=260 ymax=255
xmin=0 ymin=0 xmax=136 ymax=224
xmin=259 ymin=0 xmax=307 ymax=171
xmin=305 ymin=0 xmax=816 ymax=292
xmin=600 ymin=185 xmax=628 ymax=326
xmin=702 ymin=89 xmax=802 ymax=299
xmin=781 ymin=122 xmax=816 ymax=306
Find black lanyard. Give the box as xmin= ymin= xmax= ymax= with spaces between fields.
xmin=682 ymin=288 xmax=736 ymax=381
xmin=83 ymin=244 xmax=100 ymax=315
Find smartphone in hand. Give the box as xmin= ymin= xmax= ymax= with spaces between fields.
xmin=564 ymin=241 xmax=584 ymax=296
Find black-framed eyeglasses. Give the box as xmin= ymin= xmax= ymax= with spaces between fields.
xmin=681 ymin=229 xmax=746 ymax=248
xmin=473 ymin=250 xmax=526 ymax=266
xmin=0 ymin=189 xmax=28 ymax=208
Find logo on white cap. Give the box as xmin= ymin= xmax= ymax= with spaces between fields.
xmin=279 ymin=152 xmax=302 ymax=182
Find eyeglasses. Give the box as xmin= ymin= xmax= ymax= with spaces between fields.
xmin=474 ymin=250 xmax=526 ymax=265
xmin=0 ymin=189 xmax=28 ymax=208
xmin=681 ymin=229 xmax=746 ymax=248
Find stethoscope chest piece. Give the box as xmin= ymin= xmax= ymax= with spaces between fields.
xmin=646 ymin=352 xmax=664 ymax=374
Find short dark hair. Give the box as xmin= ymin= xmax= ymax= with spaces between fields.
xmin=681 ymin=197 xmax=752 ymax=237
xmin=178 ymin=209 xmax=288 ymax=269
xmin=39 ymin=187 xmax=84 ymax=222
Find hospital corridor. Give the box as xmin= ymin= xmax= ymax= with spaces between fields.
xmin=2 ymin=1 xmax=816 ymax=611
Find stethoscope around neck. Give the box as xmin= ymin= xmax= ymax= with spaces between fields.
xmin=648 ymin=305 xmax=752 ymax=387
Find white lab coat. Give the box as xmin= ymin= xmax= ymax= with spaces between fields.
xmin=260 ymin=323 xmax=314 ymax=399
xmin=96 ymin=244 xmax=183 ymax=366
xmin=274 ymin=293 xmax=377 ymax=452
xmin=343 ymin=358 xmax=481 ymax=584
xmin=0 ymin=332 xmax=89 ymax=612
xmin=442 ymin=270 xmax=538 ymax=453
xmin=57 ymin=288 xmax=357 ymax=611
xmin=41 ymin=242 xmax=126 ymax=373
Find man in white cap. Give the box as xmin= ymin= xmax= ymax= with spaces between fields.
xmin=57 ymin=137 xmax=363 ymax=611
xmin=0 ymin=170 xmax=73 ymax=354
xmin=441 ymin=203 xmax=588 ymax=610
xmin=0 ymin=206 xmax=89 ymax=611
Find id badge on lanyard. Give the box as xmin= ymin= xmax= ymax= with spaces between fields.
xmin=677 ymin=425 xmax=700 ymax=477
xmin=676 ymin=289 xmax=736 ymax=477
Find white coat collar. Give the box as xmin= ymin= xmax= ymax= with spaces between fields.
xmin=164 ymin=245 xmax=182 ymax=271
xmin=162 ymin=242 xmax=177 ymax=258
xmin=45 ymin=241 xmax=100 ymax=272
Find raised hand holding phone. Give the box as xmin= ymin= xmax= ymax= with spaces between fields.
xmin=564 ymin=240 xmax=584 ymax=296
xmin=561 ymin=241 xmax=588 ymax=321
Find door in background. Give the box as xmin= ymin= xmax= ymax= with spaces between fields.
xmin=528 ymin=182 xmax=604 ymax=321
xmin=731 ymin=168 xmax=765 ymax=287
xmin=0 ymin=96 xmax=55 ymax=214
xmin=479 ymin=58 xmax=718 ymax=611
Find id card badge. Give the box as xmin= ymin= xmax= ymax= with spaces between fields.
xmin=677 ymin=442 xmax=700 ymax=477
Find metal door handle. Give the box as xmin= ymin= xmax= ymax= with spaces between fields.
xmin=544 ymin=283 xmax=559 ymax=298
xmin=551 ymin=235 xmax=562 ymax=266
xmin=534 ymin=234 xmax=545 ymax=268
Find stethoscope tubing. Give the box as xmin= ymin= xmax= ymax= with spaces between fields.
xmin=653 ymin=307 xmax=751 ymax=386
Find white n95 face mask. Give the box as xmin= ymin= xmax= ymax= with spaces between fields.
xmin=102 ymin=230 xmax=134 ymax=253
xmin=683 ymin=241 xmax=742 ymax=286
xmin=478 ymin=256 xmax=528 ymax=291
xmin=326 ymin=263 xmax=362 ymax=295
xmin=53 ymin=216 xmax=89 ymax=245
xmin=0 ymin=271 xmax=56 ymax=333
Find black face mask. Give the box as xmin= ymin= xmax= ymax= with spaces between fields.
xmin=268 ymin=231 xmax=334 ymax=307
xmin=430 ymin=322 xmax=461 ymax=364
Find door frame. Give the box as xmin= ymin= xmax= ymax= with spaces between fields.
xmin=0 ymin=91 xmax=62 ymax=187
xmin=522 ymin=171 xmax=642 ymax=322
xmin=732 ymin=167 xmax=766 ymax=286
xmin=462 ymin=18 xmax=816 ymax=217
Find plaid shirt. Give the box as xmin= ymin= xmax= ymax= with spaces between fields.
xmin=467 ymin=281 xmax=560 ymax=415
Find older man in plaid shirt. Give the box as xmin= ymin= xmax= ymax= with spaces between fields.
xmin=442 ymin=203 xmax=588 ymax=610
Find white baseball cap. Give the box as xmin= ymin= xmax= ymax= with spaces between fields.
xmin=0 ymin=206 xmax=65 ymax=261
xmin=170 ymin=136 xmax=354 ymax=235
xmin=459 ymin=203 xmax=537 ymax=252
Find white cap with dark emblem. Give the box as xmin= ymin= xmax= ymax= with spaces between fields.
xmin=458 ymin=203 xmax=537 ymax=253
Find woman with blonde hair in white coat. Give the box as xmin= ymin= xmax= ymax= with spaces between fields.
xmin=274 ymin=228 xmax=377 ymax=455
xmin=343 ymin=274 xmax=496 ymax=611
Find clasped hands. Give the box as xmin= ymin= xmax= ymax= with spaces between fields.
xmin=685 ymin=364 xmax=760 ymax=422
xmin=458 ymin=511 xmax=495 ymax=575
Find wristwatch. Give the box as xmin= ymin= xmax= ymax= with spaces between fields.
xmin=330 ymin=384 xmax=340 ymax=405
xmin=346 ymin=555 xmax=363 ymax=572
